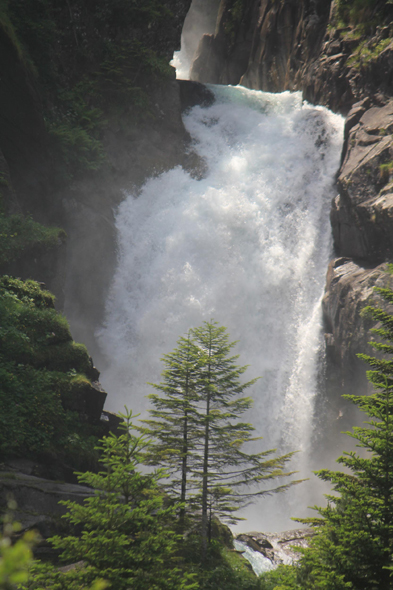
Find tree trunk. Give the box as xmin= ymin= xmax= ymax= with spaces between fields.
xmin=201 ymin=330 xmax=213 ymax=560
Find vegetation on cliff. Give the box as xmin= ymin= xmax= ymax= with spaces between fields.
xmin=333 ymin=0 xmax=393 ymax=71
xmin=336 ymin=0 xmax=393 ymax=30
xmin=0 ymin=277 xmax=103 ymax=471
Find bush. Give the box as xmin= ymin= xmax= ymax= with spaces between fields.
xmin=0 ymin=277 xmax=100 ymax=467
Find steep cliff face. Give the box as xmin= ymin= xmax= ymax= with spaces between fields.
xmin=190 ymin=0 xmax=393 ymax=113
xmin=190 ymin=0 xmax=331 ymax=90
xmin=188 ymin=0 xmax=393 ymax=433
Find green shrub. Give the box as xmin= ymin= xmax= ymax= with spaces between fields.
xmin=181 ymin=536 xmax=260 ymax=590
xmin=379 ymin=160 xmax=393 ymax=183
xmin=347 ymin=37 xmax=392 ymax=68
xmin=0 ymin=214 xmax=65 ymax=266
xmin=259 ymin=564 xmax=300 ymax=589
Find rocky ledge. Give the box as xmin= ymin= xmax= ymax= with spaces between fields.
xmin=0 ymin=465 xmax=93 ymax=558
xmin=237 ymin=529 xmax=314 ymax=565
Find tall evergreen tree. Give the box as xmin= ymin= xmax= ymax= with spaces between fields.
xmin=294 ymin=283 xmax=393 ymax=590
xmin=143 ymin=321 xmax=301 ymax=555
xmin=141 ymin=332 xmax=202 ymax=527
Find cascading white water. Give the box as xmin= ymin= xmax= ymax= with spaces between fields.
xmin=234 ymin=540 xmax=276 ymax=575
xmin=98 ymin=84 xmax=344 ymax=532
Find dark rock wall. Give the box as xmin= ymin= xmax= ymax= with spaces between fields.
xmin=0 ymin=28 xmax=50 ymax=216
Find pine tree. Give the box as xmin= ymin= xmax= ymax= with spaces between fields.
xmin=141 ymin=332 xmax=202 ymax=527
xmin=144 ymin=321 xmax=301 ymax=555
xmin=192 ymin=321 xmax=300 ymax=554
xmin=295 ymin=284 xmax=393 ymax=590
xmin=26 ymin=410 xmax=197 ymax=590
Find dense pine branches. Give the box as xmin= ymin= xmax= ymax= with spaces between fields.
xmin=141 ymin=320 xmax=301 ymax=554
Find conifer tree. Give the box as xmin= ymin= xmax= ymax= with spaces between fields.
xmin=25 ymin=410 xmax=196 ymax=590
xmin=141 ymin=333 xmax=202 ymax=526
xmin=143 ymin=321 xmax=301 ymax=555
xmin=294 ymin=283 xmax=393 ymax=590
xmin=192 ymin=321 xmax=299 ymax=555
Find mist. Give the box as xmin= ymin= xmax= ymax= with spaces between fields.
xmin=97 ymin=80 xmax=344 ymax=532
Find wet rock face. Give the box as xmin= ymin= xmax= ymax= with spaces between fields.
xmin=319 ymin=259 xmax=393 ymax=453
xmin=178 ymin=79 xmax=216 ymax=111
xmin=331 ymin=100 xmax=393 ymax=261
xmin=323 ymin=259 xmax=388 ymax=389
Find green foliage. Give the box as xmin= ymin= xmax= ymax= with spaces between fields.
xmin=347 ymin=37 xmax=392 ymax=69
xmin=0 ymin=214 xmax=65 ymax=266
xmin=48 ymin=122 xmax=105 ymax=178
xmin=336 ymin=0 xmax=393 ymax=29
xmin=0 ymin=506 xmax=38 ymax=590
xmin=1 ymin=527 xmax=107 ymax=590
xmin=23 ymin=410 xmax=197 ymax=590
xmin=142 ymin=321 xmax=302 ymax=553
xmin=258 ymin=564 xmax=300 ymax=590
xmin=291 ymin=282 xmax=393 ymax=589
xmin=0 ymin=277 xmax=99 ymax=466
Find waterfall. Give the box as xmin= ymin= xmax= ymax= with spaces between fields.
xmin=98 ymin=84 xmax=344 ymax=532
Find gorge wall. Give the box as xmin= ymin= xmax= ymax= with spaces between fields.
xmin=188 ymin=0 xmax=393 ymax=442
